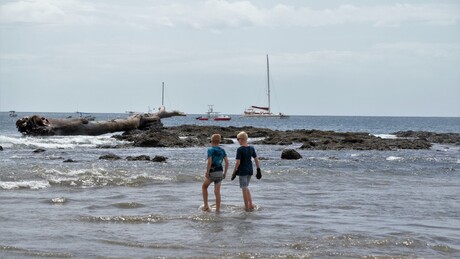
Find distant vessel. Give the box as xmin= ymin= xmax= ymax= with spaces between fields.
xmin=75 ymin=112 xmax=95 ymax=121
xmin=9 ymin=111 xmax=17 ymax=117
xmin=196 ymin=105 xmax=231 ymax=121
xmin=243 ymin=55 xmax=288 ymax=118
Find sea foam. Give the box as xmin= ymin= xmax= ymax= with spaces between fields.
xmin=0 ymin=180 xmax=50 ymax=190
xmin=0 ymin=134 xmax=127 ymax=149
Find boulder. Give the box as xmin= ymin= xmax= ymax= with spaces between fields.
xmin=281 ymin=149 xmax=302 ymax=160
xmin=126 ymin=155 xmax=150 ymax=161
xmin=99 ymin=153 xmax=122 ymax=160
xmin=152 ymin=155 xmax=168 ymax=162
xmin=63 ymin=159 xmax=77 ymax=163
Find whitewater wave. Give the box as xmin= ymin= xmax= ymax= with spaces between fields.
xmin=373 ymin=134 xmax=397 ymax=139
xmin=0 ymin=180 xmax=50 ymax=190
xmin=386 ymin=156 xmax=403 ymax=161
xmin=0 ymin=134 xmax=128 ymax=149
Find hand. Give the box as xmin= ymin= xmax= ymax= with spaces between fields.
xmin=223 ymin=172 xmax=227 ymax=179
xmin=231 ymin=172 xmax=236 ymax=181
xmin=256 ymin=168 xmax=262 ymax=179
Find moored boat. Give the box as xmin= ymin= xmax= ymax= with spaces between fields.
xmin=243 ymin=55 xmax=289 ymax=119
xmin=196 ymin=105 xmax=231 ymax=121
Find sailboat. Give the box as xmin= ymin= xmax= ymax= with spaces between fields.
xmin=243 ymin=55 xmax=289 ymax=118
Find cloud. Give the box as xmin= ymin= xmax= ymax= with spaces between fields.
xmin=1 ymin=0 xmax=458 ymax=29
xmin=373 ymin=42 xmax=460 ymax=60
xmin=0 ymin=0 xmax=95 ymax=25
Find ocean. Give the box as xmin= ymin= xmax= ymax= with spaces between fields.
xmin=1 ymin=112 xmax=459 ymax=258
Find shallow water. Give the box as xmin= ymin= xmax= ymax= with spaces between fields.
xmin=1 ymin=112 xmax=459 ymax=258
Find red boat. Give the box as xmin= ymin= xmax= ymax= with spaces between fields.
xmin=196 ymin=116 xmax=209 ymax=121
xmin=196 ymin=105 xmax=231 ymax=121
xmin=213 ymin=115 xmax=231 ymax=121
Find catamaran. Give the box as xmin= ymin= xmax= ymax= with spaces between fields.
xmin=243 ymin=55 xmax=288 ymax=118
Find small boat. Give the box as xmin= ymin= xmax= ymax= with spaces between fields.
xmin=9 ymin=111 xmax=17 ymax=117
xmin=76 ymin=112 xmax=96 ymax=121
xmin=196 ymin=116 xmax=209 ymax=121
xmin=196 ymin=105 xmax=231 ymax=121
xmin=214 ymin=115 xmax=231 ymax=121
xmin=243 ymin=55 xmax=289 ymax=118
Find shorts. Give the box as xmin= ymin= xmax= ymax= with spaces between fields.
xmin=209 ymin=171 xmax=223 ymax=184
xmin=239 ymin=175 xmax=252 ymax=189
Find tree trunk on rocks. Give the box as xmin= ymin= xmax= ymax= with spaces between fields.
xmin=15 ymin=106 xmax=185 ymax=136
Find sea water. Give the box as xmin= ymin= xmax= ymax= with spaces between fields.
xmin=0 ymin=112 xmax=459 ymax=258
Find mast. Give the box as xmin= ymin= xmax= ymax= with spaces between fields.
xmin=266 ymin=54 xmax=271 ymax=114
xmin=161 ymin=82 xmax=165 ymax=106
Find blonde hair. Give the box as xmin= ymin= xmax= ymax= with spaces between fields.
xmin=211 ymin=134 xmax=221 ymax=144
xmin=237 ymin=131 xmax=248 ymax=141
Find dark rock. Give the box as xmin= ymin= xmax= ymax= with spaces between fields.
xmin=0 ymin=146 xmax=3 ymax=151
xmin=126 ymin=155 xmax=150 ymax=161
xmin=99 ymin=153 xmax=122 ymax=160
xmin=151 ymin=155 xmax=167 ymax=162
xmin=63 ymin=159 xmax=77 ymax=163
xmin=393 ymin=131 xmax=460 ymax=145
xmin=281 ymin=149 xmax=302 ymax=160
xmin=33 ymin=148 xmax=46 ymax=153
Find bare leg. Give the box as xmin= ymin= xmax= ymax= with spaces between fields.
xmin=242 ymin=188 xmax=254 ymax=211
xmin=202 ymin=179 xmax=211 ymax=211
xmin=214 ymin=183 xmax=221 ymax=212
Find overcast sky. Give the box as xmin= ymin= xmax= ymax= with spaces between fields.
xmin=1 ymin=0 xmax=459 ymax=116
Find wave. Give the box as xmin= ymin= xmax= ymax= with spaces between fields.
xmin=0 ymin=245 xmax=73 ymax=258
xmin=79 ymin=214 xmax=167 ymax=224
xmin=0 ymin=134 xmax=128 ymax=149
xmin=386 ymin=156 xmax=403 ymax=161
xmin=111 ymin=202 xmax=146 ymax=209
xmin=373 ymin=134 xmax=398 ymax=139
xmin=0 ymin=167 xmax=203 ymax=190
xmin=287 ymin=234 xmax=458 ymax=256
xmin=0 ymin=180 xmax=50 ymax=190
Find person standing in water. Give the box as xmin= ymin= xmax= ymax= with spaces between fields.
xmin=231 ymin=131 xmax=262 ymax=211
xmin=202 ymin=134 xmax=229 ymax=212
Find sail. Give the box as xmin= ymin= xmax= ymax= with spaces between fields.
xmin=251 ymin=106 xmax=270 ymax=111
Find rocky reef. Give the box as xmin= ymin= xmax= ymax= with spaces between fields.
xmin=112 ymin=124 xmax=460 ymax=150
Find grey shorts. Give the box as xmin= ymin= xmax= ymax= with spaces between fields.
xmin=239 ymin=175 xmax=252 ymax=189
xmin=210 ymin=171 xmax=223 ymax=184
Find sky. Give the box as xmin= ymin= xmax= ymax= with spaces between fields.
xmin=0 ymin=0 xmax=459 ymax=117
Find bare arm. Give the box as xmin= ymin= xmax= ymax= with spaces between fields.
xmin=206 ymin=157 xmax=212 ymax=179
xmin=254 ymin=157 xmax=260 ymax=169
xmin=223 ymin=156 xmax=229 ymax=178
xmin=232 ymin=160 xmax=240 ymax=176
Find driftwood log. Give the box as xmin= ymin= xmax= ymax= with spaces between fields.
xmin=16 ymin=106 xmax=185 ymax=136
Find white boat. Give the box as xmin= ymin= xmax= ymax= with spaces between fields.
xmin=197 ymin=105 xmax=231 ymax=121
xmin=243 ymin=55 xmax=289 ymax=118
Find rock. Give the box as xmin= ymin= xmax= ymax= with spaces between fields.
xmin=33 ymin=148 xmax=46 ymax=153
xmin=126 ymin=155 xmax=150 ymax=161
xmin=63 ymin=159 xmax=77 ymax=163
xmin=152 ymin=155 xmax=167 ymax=162
xmin=99 ymin=153 xmax=122 ymax=160
xmin=281 ymin=149 xmax=302 ymax=160
xmin=394 ymin=131 xmax=460 ymax=145
xmin=111 ymin=125 xmax=450 ymax=150
xmin=0 ymin=146 xmax=3 ymax=151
